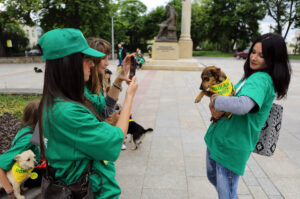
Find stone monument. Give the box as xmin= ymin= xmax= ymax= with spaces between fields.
xmin=144 ymin=0 xmax=203 ymax=71
xmin=155 ymin=5 xmax=177 ymax=42
xmin=152 ymin=5 xmax=179 ymax=60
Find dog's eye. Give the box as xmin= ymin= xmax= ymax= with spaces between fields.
xmin=204 ymin=77 xmax=209 ymax=81
xmin=27 ymin=158 xmax=30 ymax=161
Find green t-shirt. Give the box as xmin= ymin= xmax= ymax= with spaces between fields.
xmin=205 ymin=72 xmax=275 ymax=176
xmin=84 ymin=85 xmax=106 ymax=114
xmin=0 ymin=126 xmax=41 ymax=171
xmin=42 ymin=100 xmax=124 ymax=198
xmin=136 ymin=56 xmax=145 ymax=64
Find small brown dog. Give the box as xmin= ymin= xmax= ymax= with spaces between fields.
xmin=194 ymin=66 xmax=235 ymax=122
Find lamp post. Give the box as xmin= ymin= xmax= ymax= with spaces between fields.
xmin=111 ymin=15 xmax=115 ymax=60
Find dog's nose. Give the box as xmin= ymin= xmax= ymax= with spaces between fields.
xmin=200 ymin=85 xmax=203 ymax=90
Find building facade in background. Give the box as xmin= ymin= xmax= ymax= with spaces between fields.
xmin=21 ymin=25 xmax=38 ymax=48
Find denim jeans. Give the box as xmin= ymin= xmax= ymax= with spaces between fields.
xmin=118 ymin=58 xmax=123 ymax=66
xmin=206 ymin=149 xmax=239 ymax=199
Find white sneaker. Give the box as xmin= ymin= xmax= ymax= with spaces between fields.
xmin=121 ymin=144 xmax=127 ymax=150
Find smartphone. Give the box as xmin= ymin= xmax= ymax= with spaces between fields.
xmin=129 ymin=55 xmax=136 ymax=80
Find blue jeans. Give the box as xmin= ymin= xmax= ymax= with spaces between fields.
xmin=206 ymin=149 xmax=239 ymax=199
xmin=118 ymin=58 xmax=123 ymax=66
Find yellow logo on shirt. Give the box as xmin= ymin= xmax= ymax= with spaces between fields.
xmin=209 ymin=76 xmax=235 ymax=96
xmin=12 ymin=162 xmax=33 ymax=183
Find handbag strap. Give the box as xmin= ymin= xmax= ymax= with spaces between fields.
xmin=235 ymin=79 xmax=246 ymax=95
xmin=12 ymin=131 xmax=33 ymax=147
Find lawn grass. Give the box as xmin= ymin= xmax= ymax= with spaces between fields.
xmin=289 ymin=54 xmax=300 ymax=60
xmin=193 ymin=50 xmax=234 ymax=57
xmin=0 ymin=94 xmax=41 ymax=118
xmin=193 ymin=50 xmax=300 ymax=60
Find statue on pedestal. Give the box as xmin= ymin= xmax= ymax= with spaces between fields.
xmin=155 ymin=5 xmax=177 ymax=42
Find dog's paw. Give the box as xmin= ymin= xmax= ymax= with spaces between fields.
xmin=131 ymin=146 xmax=137 ymax=150
xmin=16 ymin=195 xmax=25 ymax=199
xmin=194 ymin=97 xmax=201 ymax=103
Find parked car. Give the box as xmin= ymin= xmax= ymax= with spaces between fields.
xmin=28 ymin=49 xmax=41 ymax=55
xmin=234 ymin=49 xmax=249 ymax=59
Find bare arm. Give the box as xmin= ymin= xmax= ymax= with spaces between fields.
xmin=0 ymin=168 xmax=15 ymax=198
xmin=107 ymin=54 xmax=133 ymax=100
xmin=116 ymin=76 xmax=138 ymax=138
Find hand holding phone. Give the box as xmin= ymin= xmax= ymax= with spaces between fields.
xmin=129 ymin=55 xmax=136 ymax=80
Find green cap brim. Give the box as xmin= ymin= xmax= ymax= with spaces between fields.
xmin=82 ymin=47 xmax=105 ymax=57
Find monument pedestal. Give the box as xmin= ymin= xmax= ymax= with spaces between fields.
xmin=146 ymin=41 xmax=203 ymax=71
xmin=179 ymin=39 xmax=193 ymax=58
xmin=152 ymin=42 xmax=179 ymax=60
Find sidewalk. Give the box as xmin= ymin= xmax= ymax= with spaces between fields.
xmin=1 ymin=58 xmax=300 ymax=198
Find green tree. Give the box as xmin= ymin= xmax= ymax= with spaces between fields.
xmin=141 ymin=6 xmax=166 ymax=43
xmin=38 ymin=0 xmax=112 ymax=40
xmin=115 ymin=0 xmax=147 ymax=52
xmin=263 ymin=0 xmax=300 ymax=39
xmin=0 ymin=0 xmax=41 ymax=56
xmin=192 ymin=0 xmax=265 ymax=52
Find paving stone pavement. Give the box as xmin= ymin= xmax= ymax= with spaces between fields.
xmin=0 ymin=57 xmax=300 ymax=199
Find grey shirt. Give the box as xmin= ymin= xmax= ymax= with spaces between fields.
xmin=214 ymin=95 xmax=256 ymax=115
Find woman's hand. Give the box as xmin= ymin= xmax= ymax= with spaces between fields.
xmin=105 ymin=110 xmax=121 ymax=126
xmin=209 ymin=101 xmax=224 ymax=119
xmin=116 ymin=54 xmax=135 ymax=84
xmin=126 ymin=76 xmax=138 ymax=98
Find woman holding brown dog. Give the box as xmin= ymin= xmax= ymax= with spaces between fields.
xmin=37 ymin=28 xmax=137 ymax=198
xmin=205 ymin=33 xmax=291 ymax=199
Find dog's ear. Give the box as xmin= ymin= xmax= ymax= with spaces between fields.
xmin=14 ymin=154 xmax=21 ymax=161
xmin=211 ymin=67 xmax=221 ymax=77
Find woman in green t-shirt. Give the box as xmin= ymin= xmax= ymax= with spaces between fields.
xmin=84 ymin=38 xmax=131 ymax=125
xmin=37 ymin=28 xmax=138 ymax=198
xmin=205 ymin=33 xmax=291 ymax=198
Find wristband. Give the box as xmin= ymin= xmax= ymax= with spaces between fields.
xmin=113 ymin=83 xmax=122 ymax=91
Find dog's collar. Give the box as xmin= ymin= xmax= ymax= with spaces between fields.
xmin=209 ymin=76 xmax=235 ymax=96
xmin=12 ymin=162 xmax=34 ymax=183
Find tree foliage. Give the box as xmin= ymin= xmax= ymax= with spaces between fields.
xmin=191 ymin=0 xmax=266 ymax=52
xmin=0 ymin=0 xmax=39 ymax=56
xmin=4 ymin=0 xmax=298 ymax=56
xmin=38 ymin=0 xmax=111 ymax=40
xmin=263 ymin=0 xmax=300 ymax=39
xmin=114 ymin=0 xmax=147 ymax=52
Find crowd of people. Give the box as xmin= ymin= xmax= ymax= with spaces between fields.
xmin=0 ymin=28 xmax=292 ymax=199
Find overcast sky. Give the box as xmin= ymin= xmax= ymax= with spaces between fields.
xmin=140 ymin=0 xmax=299 ymax=43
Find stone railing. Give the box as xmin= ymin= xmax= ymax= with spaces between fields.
xmin=0 ymin=56 xmax=43 ymax=64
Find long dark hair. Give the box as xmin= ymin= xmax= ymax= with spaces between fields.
xmin=243 ymin=33 xmax=291 ymax=99
xmin=37 ymin=50 xmax=102 ymax=158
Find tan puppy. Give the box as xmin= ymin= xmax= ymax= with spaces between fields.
xmin=195 ymin=66 xmax=235 ymax=123
xmin=0 ymin=150 xmax=37 ymax=199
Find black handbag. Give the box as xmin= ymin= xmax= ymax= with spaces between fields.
xmin=41 ymin=160 xmax=96 ymax=199
xmin=38 ymin=121 xmax=102 ymax=199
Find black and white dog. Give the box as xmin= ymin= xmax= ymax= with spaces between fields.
xmin=127 ymin=120 xmax=153 ymax=150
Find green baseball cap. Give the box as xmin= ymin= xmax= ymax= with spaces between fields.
xmin=38 ymin=28 xmax=105 ymax=60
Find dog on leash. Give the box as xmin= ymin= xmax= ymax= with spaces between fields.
xmin=127 ymin=121 xmax=153 ymax=150
xmin=0 ymin=150 xmax=37 ymax=199
xmin=194 ymin=66 xmax=235 ymax=123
